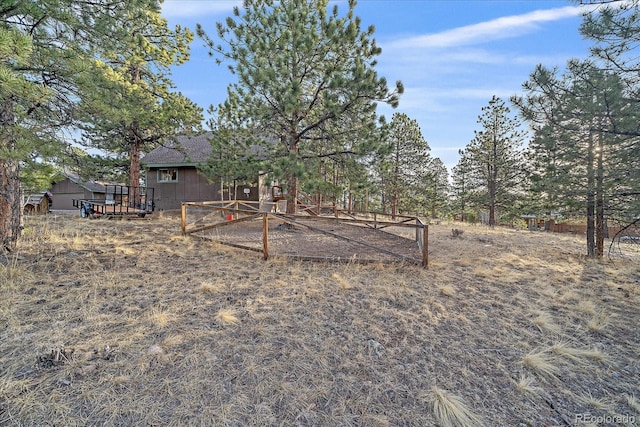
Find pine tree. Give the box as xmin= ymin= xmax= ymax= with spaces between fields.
xmin=423 ymin=158 xmax=450 ymax=219
xmin=377 ymin=113 xmax=431 ymax=217
xmin=0 ymin=26 xmax=50 ymax=251
xmin=75 ymin=7 xmax=203 ymax=188
xmin=198 ymin=0 xmax=402 ymax=213
xmin=581 ymin=1 xmax=640 ymax=238
xmin=514 ymin=61 xmax=637 ymax=257
xmin=1 ymin=1 xmax=159 ymax=252
xmin=464 ymin=96 xmax=526 ymax=226
xmin=451 ymin=150 xmax=475 ymax=222
xmin=524 ymin=124 xmax=568 ymax=229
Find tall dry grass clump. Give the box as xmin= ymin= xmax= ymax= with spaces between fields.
xmin=587 ymin=311 xmax=610 ymax=332
xmin=626 ymin=394 xmax=640 ymax=413
xmin=216 ymin=309 xmax=239 ymax=326
xmin=331 ymin=272 xmax=353 ymax=290
xmin=0 ymin=258 xmax=31 ymax=289
xmin=515 ymin=375 xmax=541 ymax=395
xmin=522 ymin=349 xmax=559 ymax=379
xmin=429 ymin=387 xmax=482 ymax=427
xmin=530 ymin=310 xmax=561 ymax=334
xmin=549 ymin=341 xmax=608 ymax=364
xmin=439 ymin=284 xmax=456 ymax=297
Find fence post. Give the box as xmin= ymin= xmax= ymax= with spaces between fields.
xmin=422 ymin=225 xmax=429 ymax=267
xmin=181 ymin=203 xmax=187 ymax=235
xmin=262 ymin=213 xmax=269 ymax=260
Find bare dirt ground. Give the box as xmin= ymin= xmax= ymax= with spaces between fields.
xmin=194 ymin=214 xmax=425 ymax=264
xmin=1 ymin=213 xmax=639 ymax=426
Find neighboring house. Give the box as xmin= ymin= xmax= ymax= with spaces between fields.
xmin=50 ymin=174 xmax=108 ymax=210
xmin=141 ymin=132 xmax=260 ymax=211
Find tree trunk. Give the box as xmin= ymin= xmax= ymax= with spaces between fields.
xmin=365 ymin=188 xmax=369 ymax=214
xmin=1 ymin=101 xmax=22 ymax=253
xmin=286 ymin=135 xmax=299 ymax=214
xmin=391 ymin=193 xmax=397 ymax=219
xmin=488 ymin=136 xmax=498 ymax=227
xmin=489 ymin=200 xmax=496 ymax=227
xmin=286 ymin=174 xmax=297 ymax=214
xmin=586 ymin=132 xmax=595 ymax=257
xmin=487 ymin=170 xmax=496 ymax=227
xmin=596 ymin=193 xmax=604 ymax=257
xmin=129 ymin=134 xmax=141 ymax=189
xmin=128 ymin=123 xmax=142 ymax=210
xmin=391 ymin=139 xmax=400 ymax=220
xmin=0 ymin=159 xmax=22 ymax=253
xmin=595 ymin=133 xmax=604 ymax=257
xmin=586 ymin=192 xmax=595 ymax=257
xmin=128 ymin=66 xmax=142 ymax=194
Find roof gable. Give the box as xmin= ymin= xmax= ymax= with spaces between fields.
xmin=141 ymin=132 xmax=213 ymax=166
xmin=63 ymin=173 xmax=108 ymax=193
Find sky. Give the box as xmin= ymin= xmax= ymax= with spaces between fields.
xmin=160 ymin=0 xmax=597 ymax=173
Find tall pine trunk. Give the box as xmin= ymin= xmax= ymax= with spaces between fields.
xmin=129 ymin=129 xmax=141 ymax=189
xmin=489 ymin=135 xmax=499 ymax=227
xmin=286 ymin=134 xmax=299 ymax=214
xmin=391 ymin=193 xmax=398 ymax=219
xmin=487 ymin=163 xmax=497 ymax=227
xmin=127 ymin=120 xmax=142 ymax=211
xmin=595 ymin=132 xmax=605 ymax=257
xmin=390 ymin=139 xmax=400 ymax=220
xmin=0 ymin=102 xmax=22 ymax=253
xmin=586 ymin=133 xmax=595 ymax=257
xmin=286 ymin=174 xmax=298 ymax=214
xmin=128 ymin=66 xmax=143 ymax=195
xmin=0 ymin=160 xmax=22 ymax=253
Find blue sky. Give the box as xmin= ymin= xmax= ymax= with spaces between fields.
xmin=161 ymin=0 xmax=595 ymax=172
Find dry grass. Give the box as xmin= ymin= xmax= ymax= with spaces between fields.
xmin=0 ymin=215 xmax=638 ymax=426
xmin=627 ymin=394 xmax=640 ymax=414
xmin=331 ymin=272 xmax=353 ymax=290
xmin=429 ymin=387 xmax=482 ymax=427
xmin=549 ymin=341 xmax=608 ymax=364
xmin=576 ymin=299 xmax=597 ymax=315
xmin=576 ymin=392 xmax=613 ymax=411
xmin=438 ymin=284 xmax=456 ymax=297
xmin=531 ymin=310 xmax=561 ymax=334
xmin=522 ymin=349 xmax=560 ymax=379
xmin=215 ymin=308 xmax=240 ymax=326
xmin=587 ymin=311 xmax=611 ymax=333
xmin=515 ymin=375 xmax=541 ymax=395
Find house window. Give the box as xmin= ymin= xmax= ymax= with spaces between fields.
xmin=158 ymin=168 xmax=178 ymax=183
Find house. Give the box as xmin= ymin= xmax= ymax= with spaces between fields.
xmin=49 ymin=174 xmax=109 ymax=210
xmin=141 ymin=132 xmax=260 ymax=211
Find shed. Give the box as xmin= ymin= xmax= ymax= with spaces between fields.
xmin=50 ymin=174 xmax=108 ymax=210
xmin=23 ymin=191 xmax=52 ymax=215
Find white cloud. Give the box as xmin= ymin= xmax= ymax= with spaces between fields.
xmin=388 ymin=5 xmax=585 ymax=49
xmin=162 ymin=1 xmax=240 ymax=18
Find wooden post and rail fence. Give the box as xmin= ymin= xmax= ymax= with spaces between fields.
xmin=181 ymin=200 xmax=428 ymax=267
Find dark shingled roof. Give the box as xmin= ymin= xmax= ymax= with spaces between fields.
xmin=64 ymin=173 xmax=108 ymax=193
xmin=141 ymin=132 xmax=213 ymax=165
